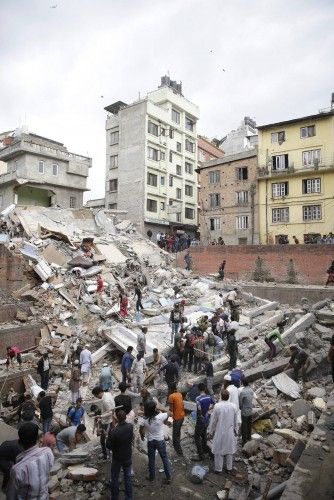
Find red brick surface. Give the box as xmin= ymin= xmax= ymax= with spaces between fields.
xmin=182 ymin=245 xmax=334 ymax=285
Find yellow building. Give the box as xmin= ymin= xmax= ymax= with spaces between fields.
xmin=257 ymin=108 xmax=334 ymax=244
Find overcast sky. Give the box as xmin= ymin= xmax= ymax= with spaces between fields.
xmin=1 ymin=0 xmax=333 ymax=200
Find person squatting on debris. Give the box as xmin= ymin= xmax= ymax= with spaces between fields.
xmin=207 ymin=389 xmax=238 ymax=474
xmin=7 ymin=422 xmax=54 ymax=500
xmin=136 ymin=326 xmax=147 ymax=357
xmin=69 ymin=360 xmax=81 ymax=403
xmin=6 ymin=345 xmax=22 ymax=370
xmin=92 ymin=385 xmax=116 ymax=459
xmin=264 ymin=322 xmax=285 ymax=361
xmin=37 ymin=352 xmax=50 ymax=391
xmin=108 ymin=409 xmax=134 ymax=500
xmin=99 ymin=363 xmax=113 ymax=391
xmin=287 ymin=345 xmax=310 ymax=382
xmin=56 ymin=424 xmax=86 ymax=454
xmin=139 ymin=400 xmax=172 ymax=484
xmin=121 ymin=346 xmax=134 ymax=383
xmin=169 ymin=303 xmax=182 ymax=344
xmin=80 ymin=344 xmax=92 ymax=385
xmin=168 ymin=383 xmax=185 ymax=456
xmin=130 ymin=353 xmax=147 ymax=392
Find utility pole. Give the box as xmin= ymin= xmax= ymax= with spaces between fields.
xmin=250 ymin=183 xmax=256 ymax=245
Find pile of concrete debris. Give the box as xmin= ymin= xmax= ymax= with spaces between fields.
xmin=0 ymin=206 xmax=333 ymax=499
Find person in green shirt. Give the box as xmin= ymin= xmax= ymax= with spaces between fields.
xmin=264 ymin=323 xmax=285 ymax=361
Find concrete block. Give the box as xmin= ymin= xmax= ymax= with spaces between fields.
xmin=291 ymin=399 xmax=312 ymax=418
xmin=315 ymin=309 xmax=334 ymax=324
xmin=247 ymin=301 xmax=279 ymax=319
xmin=245 ymin=357 xmax=289 ymax=382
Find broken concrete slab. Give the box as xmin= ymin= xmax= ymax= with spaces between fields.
xmin=96 ymin=243 xmax=126 ymax=264
xmin=244 ymin=358 xmax=289 ymax=382
xmin=247 ymin=301 xmax=279 ymax=319
xmin=91 ymin=342 xmax=112 ymax=364
xmin=315 ymin=309 xmax=334 ymax=324
xmin=307 ymin=387 xmax=326 ymax=398
xmin=272 ymin=373 xmax=301 ymax=399
xmin=41 ymin=244 xmax=68 ymax=266
xmin=312 ymin=323 xmax=333 ymax=336
xmin=291 ymin=399 xmax=312 ymax=418
xmin=274 ymin=428 xmax=307 ymax=443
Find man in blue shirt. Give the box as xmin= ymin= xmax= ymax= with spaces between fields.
xmin=194 ymin=383 xmax=215 ymax=460
xmin=67 ymin=398 xmax=85 ymax=426
xmin=121 ymin=346 xmax=134 ymax=383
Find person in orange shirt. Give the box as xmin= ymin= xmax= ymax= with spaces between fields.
xmin=168 ymin=383 xmax=185 ymax=456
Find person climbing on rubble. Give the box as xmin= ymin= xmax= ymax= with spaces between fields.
xmin=184 ymin=251 xmax=192 ymax=271
xmin=134 ymin=282 xmax=144 ymax=311
xmin=264 ymin=322 xmax=285 ymax=361
xmin=80 ymin=344 xmax=92 ymax=386
xmin=136 ymin=326 xmax=147 ymax=357
xmin=169 ymin=303 xmax=182 ymax=344
xmin=139 ymin=399 xmax=172 ymax=484
xmin=67 ymin=397 xmax=85 ymax=426
xmin=194 ymin=382 xmax=215 ymax=461
xmin=130 ymin=353 xmax=147 ymax=392
xmin=286 ymin=345 xmax=310 ymax=382
xmin=37 ymin=352 xmax=50 ymax=391
xmin=99 ymin=363 xmax=113 ymax=391
xmin=56 ymin=424 xmax=86 ymax=454
xmin=119 ymin=291 xmax=129 ymax=318
xmin=168 ymin=383 xmax=185 ymax=456
xmin=92 ymin=386 xmax=115 ymax=459
xmin=69 ymin=360 xmax=81 ymax=403
xmin=218 ymin=260 xmax=226 ymax=280
xmin=207 ymin=389 xmax=238 ymax=475
xmin=6 ymin=345 xmax=22 ymax=370
xmin=121 ymin=346 xmax=134 ymax=383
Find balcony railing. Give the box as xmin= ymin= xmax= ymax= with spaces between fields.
xmin=257 ymin=160 xmax=334 ymax=178
xmin=0 ymin=140 xmax=92 ymax=165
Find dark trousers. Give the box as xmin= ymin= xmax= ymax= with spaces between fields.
xmin=0 ymin=460 xmax=12 ymax=489
xmin=194 ymin=356 xmax=203 ymax=374
xmin=42 ymin=417 xmax=52 ymax=434
xmin=121 ymin=369 xmax=127 ymax=384
xmin=101 ymin=423 xmax=108 ymax=457
xmin=172 ymin=418 xmax=184 ymax=455
xmin=147 ymin=439 xmax=171 ymax=480
xmin=332 ymin=361 xmax=334 ymax=383
xmin=228 ymin=352 xmax=237 ymax=370
xmin=241 ymin=415 xmax=252 ymax=445
xmin=194 ymin=422 xmax=209 ymax=458
xmin=136 ymin=298 xmax=143 ymax=311
xmin=183 ymin=348 xmax=194 ymax=371
xmin=264 ymin=338 xmax=276 ymax=361
xmin=40 ymin=371 xmax=49 ymax=390
xmin=111 ymin=459 xmax=132 ymax=500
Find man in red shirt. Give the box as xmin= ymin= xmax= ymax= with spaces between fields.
xmin=6 ymin=346 xmax=22 ymax=370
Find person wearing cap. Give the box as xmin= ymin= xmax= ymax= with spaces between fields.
xmin=230 ymin=361 xmax=245 ymax=388
xmin=80 ymin=344 xmax=92 ymax=386
xmin=224 ymin=374 xmax=241 ymax=427
xmin=99 ymin=363 xmax=113 ymax=392
xmin=69 ymin=360 xmax=81 ymax=403
xmin=67 ymin=397 xmax=85 ymax=426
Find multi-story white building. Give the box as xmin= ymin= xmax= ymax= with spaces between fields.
xmin=104 ymin=76 xmax=199 ymax=237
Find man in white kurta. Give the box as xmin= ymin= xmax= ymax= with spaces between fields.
xmin=224 ymin=374 xmax=241 ymax=425
xmin=80 ymin=344 xmax=92 ymax=385
xmin=207 ymin=389 xmax=238 ymax=473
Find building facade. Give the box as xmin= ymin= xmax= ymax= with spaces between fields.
xmin=218 ymin=117 xmax=258 ymax=155
xmin=104 ymin=76 xmax=199 ymax=237
xmin=198 ymin=136 xmax=224 ymax=163
xmin=0 ymin=129 xmax=91 ymax=209
xmin=199 ymin=150 xmax=259 ymax=245
xmin=257 ymin=106 xmax=334 ymax=244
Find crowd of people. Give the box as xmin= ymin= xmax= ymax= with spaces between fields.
xmin=155 ymin=232 xmax=192 ymax=252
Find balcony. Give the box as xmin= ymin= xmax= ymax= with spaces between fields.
xmin=257 ymin=158 xmax=334 ymax=179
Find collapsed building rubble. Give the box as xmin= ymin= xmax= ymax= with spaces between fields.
xmin=0 ymin=206 xmax=333 ymax=499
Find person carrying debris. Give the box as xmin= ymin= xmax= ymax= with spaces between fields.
xmin=207 ymin=389 xmax=238 ymax=475
xmin=287 ymin=345 xmax=310 ymax=382
xmin=169 ymin=303 xmax=182 ymax=344
xmin=6 ymin=345 xmax=22 ymax=370
xmin=37 ymin=352 xmax=50 ymax=391
xmin=264 ymin=323 xmax=285 ymax=361
xmin=168 ymin=383 xmax=185 ymax=456
xmin=130 ymin=353 xmax=147 ymax=392
xmin=69 ymin=360 xmax=81 ymax=403
xmin=56 ymin=424 xmax=86 ymax=454
xmin=99 ymin=363 xmax=113 ymax=391
xmin=121 ymin=346 xmax=134 ymax=383
xmin=184 ymin=251 xmax=192 ymax=271
xmin=136 ymin=326 xmax=147 ymax=357
xmin=80 ymin=344 xmax=92 ymax=385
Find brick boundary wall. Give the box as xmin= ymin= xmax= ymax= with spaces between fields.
xmin=0 ymin=244 xmax=37 ymax=296
xmin=179 ymin=245 xmax=334 ymax=285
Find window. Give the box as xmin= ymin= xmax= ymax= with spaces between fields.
xmin=185 ymin=162 xmax=193 ymax=174
xmin=302 ymin=149 xmax=321 ymax=166
xmin=271 ymin=131 xmax=285 ymax=143
xmin=236 ymin=215 xmax=249 ymax=229
xmin=160 ymin=151 xmax=166 ymax=161
xmin=209 ymin=193 xmax=220 ymax=208
xmin=272 ymin=207 xmax=289 ymax=223
xmin=176 ymin=142 xmax=182 ymax=153
xmin=109 ymin=179 xmax=118 ymax=192
xmin=110 ymin=130 xmax=119 ymax=145
xmin=169 ymin=151 xmax=173 ymax=163
xmin=300 ymin=125 xmax=315 ymax=138
xmin=160 ymin=176 xmax=165 ymax=186
xmin=209 ymin=171 xmax=220 ymax=184
xmin=38 ymin=160 xmax=45 ymax=174
xmin=185 ymin=207 xmax=195 ymax=219
xmin=176 ymin=188 xmax=182 ymax=199
xmin=172 ymin=109 xmax=180 ymax=124
xmin=168 ymin=199 xmax=173 ymax=206
xmin=236 ymin=166 xmax=248 ymax=180
xmin=302 ymin=178 xmax=321 ymax=194
xmin=176 ymin=165 xmax=182 ymax=176
xmin=210 ymin=218 xmax=221 ymax=230
xmin=147 ymin=172 xmax=158 ymax=187
xmin=148 ymin=121 xmax=159 ymax=136
xmin=185 ymin=139 xmax=195 ymax=153
xmin=110 ymin=155 xmax=118 ymax=168
xmin=147 ymin=199 xmax=157 ymax=212
xmin=198 ymin=149 xmax=206 ymax=162
xmin=52 ymin=164 xmax=58 ymax=176
xmin=169 ymin=175 xmax=174 ymax=187
xmin=272 ymin=182 xmax=288 ymax=197
xmin=185 ymin=185 xmax=193 ymax=197
xmin=236 ymin=190 xmax=249 ymax=204
xmin=161 ymin=127 xmax=166 ymax=136
xmin=272 ymin=154 xmax=289 ymax=170
xmin=148 ymin=146 xmax=159 ymax=161
xmin=176 ymin=212 xmax=181 ymax=222
xmin=185 ymin=116 xmax=194 ymax=132
xmin=169 ymin=129 xmax=174 ymax=139
xmin=109 ymin=203 xmax=117 ymax=209
xmin=303 ymin=205 xmax=322 ymax=221
xmin=160 ymin=202 xmax=165 ymax=211
xmin=70 ymin=196 xmax=77 ymax=208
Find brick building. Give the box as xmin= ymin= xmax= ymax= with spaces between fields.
xmin=197 ymin=136 xmax=224 ymax=163
xmin=198 ymin=150 xmax=259 ymax=245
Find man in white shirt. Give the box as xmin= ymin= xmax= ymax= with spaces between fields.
xmin=92 ymin=386 xmax=115 ymax=459
xmin=7 ymin=422 xmax=54 ymax=500
xmin=223 ymin=374 xmax=241 ymax=425
xmin=80 ymin=344 xmax=92 ymax=385
xmin=131 ymin=353 xmax=147 ymax=392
